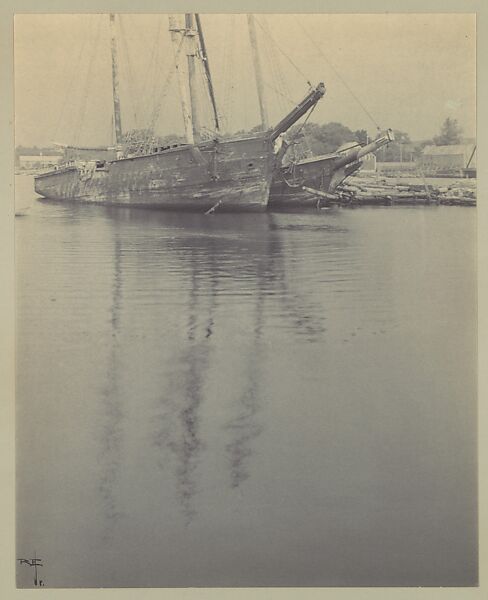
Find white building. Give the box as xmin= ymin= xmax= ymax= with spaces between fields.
xmin=360 ymin=153 xmax=376 ymax=172
xmin=18 ymin=155 xmax=63 ymax=170
xmin=420 ymin=144 xmax=476 ymax=175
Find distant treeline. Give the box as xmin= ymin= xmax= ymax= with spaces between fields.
xmin=16 ymin=118 xmax=472 ymax=164
xmin=283 ymin=122 xmax=417 ymax=162
xmin=231 ymin=121 xmax=419 ymax=162
xmin=236 ymin=117 xmax=471 ymax=162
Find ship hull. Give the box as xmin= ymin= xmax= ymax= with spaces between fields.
xmin=35 ymin=137 xmax=276 ymax=212
xmin=269 ymin=154 xmax=362 ymax=208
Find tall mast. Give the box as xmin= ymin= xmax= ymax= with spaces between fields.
xmin=247 ymin=14 xmax=269 ymax=130
xmin=168 ymin=15 xmax=194 ymax=145
xmin=109 ymin=14 xmax=123 ymax=145
xmin=195 ymin=14 xmax=220 ymax=133
xmin=185 ymin=14 xmax=201 ymax=142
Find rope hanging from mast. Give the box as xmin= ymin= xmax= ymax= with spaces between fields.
xmin=294 ymin=17 xmax=382 ymax=131
xmin=139 ymin=37 xmax=185 ymax=152
xmin=73 ymin=15 xmax=103 ymax=146
xmin=133 ymin=16 xmax=165 ymax=127
xmin=253 ymin=16 xmax=312 ymax=88
xmin=195 ymin=57 xmax=219 ymax=139
xmin=258 ymin=17 xmax=288 ymax=115
xmin=119 ymin=15 xmax=139 ymax=130
xmin=221 ymin=15 xmax=236 ymax=133
xmin=53 ymin=15 xmax=93 ymax=144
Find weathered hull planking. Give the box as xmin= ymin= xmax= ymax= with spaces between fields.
xmin=269 ymin=131 xmax=394 ymax=208
xmin=269 ymin=154 xmax=362 ymax=207
xmin=35 ymin=137 xmax=277 ymax=212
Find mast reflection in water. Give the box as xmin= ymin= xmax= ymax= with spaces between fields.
xmin=97 ymin=231 xmax=125 ymax=540
xmin=16 ymin=182 xmax=477 ymax=587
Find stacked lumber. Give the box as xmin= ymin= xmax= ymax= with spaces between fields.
xmin=335 ymin=175 xmax=476 ymax=207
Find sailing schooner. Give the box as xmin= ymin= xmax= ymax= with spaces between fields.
xmin=34 ymin=14 xmax=326 ymax=212
xmin=269 ymin=130 xmax=395 ymax=207
xmin=239 ymin=15 xmax=394 ymax=207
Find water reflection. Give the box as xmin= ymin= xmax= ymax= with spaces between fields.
xmin=144 ymin=230 xmax=219 ymax=523
xmin=157 ymin=268 xmax=214 ymax=523
xmin=225 ymin=280 xmax=264 ymax=489
xmin=16 ymin=187 xmax=477 ymax=586
xmin=98 ymin=231 xmax=125 ymax=540
xmin=100 ymin=208 xmax=333 ymax=510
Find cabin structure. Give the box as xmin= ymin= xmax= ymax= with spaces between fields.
xmin=420 ymin=144 xmax=476 ymax=177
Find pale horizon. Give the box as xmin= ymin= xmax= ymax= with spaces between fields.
xmin=14 ymin=13 xmax=476 ymax=147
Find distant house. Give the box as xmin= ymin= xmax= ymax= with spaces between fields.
xmin=360 ymin=153 xmax=376 ymax=172
xmin=18 ymin=154 xmax=63 ymax=170
xmin=420 ymin=144 xmax=476 ymax=176
xmin=401 ymin=142 xmax=418 ymax=161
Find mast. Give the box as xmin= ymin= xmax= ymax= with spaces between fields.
xmin=195 ymin=14 xmax=220 ymax=133
xmin=185 ymin=14 xmax=201 ymax=142
xmin=168 ymin=15 xmax=194 ymax=145
xmin=247 ymin=14 xmax=270 ymax=130
xmin=109 ymin=14 xmax=123 ymax=145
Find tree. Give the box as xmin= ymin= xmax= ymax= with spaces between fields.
xmin=354 ymin=129 xmax=368 ymax=145
xmin=285 ymin=121 xmax=358 ymax=156
xmin=234 ymin=124 xmax=266 ymax=136
xmin=392 ymin=130 xmax=411 ymax=144
xmin=381 ymin=129 xmax=411 ymax=161
xmin=433 ymin=118 xmax=462 ymax=145
xmin=317 ymin=122 xmax=357 ymax=153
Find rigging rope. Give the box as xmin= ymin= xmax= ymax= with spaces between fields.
xmin=145 ymin=17 xmax=166 ymax=125
xmin=53 ymin=15 xmax=93 ymax=144
xmin=117 ymin=15 xmax=165 ymax=136
xmin=282 ymin=100 xmax=318 ymax=172
xmin=254 ymin=16 xmax=312 ymax=88
xmin=262 ymin=81 xmax=296 ymax=106
xmin=73 ymin=15 xmax=103 ymax=145
xmin=119 ymin=15 xmax=139 ymax=129
xmin=197 ymin=59 xmax=218 ymax=137
xmin=259 ymin=19 xmax=287 ymax=116
xmin=195 ymin=14 xmax=221 ymax=133
xmin=281 ymin=102 xmax=318 ymax=186
xmin=140 ymin=37 xmax=185 ymax=151
xmin=221 ymin=15 xmax=236 ymax=133
xmin=295 ymin=17 xmax=382 ymax=131
xmin=294 ymin=100 xmax=317 ymax=140
xmin=261 ymin=16 xmax=293 ymax=106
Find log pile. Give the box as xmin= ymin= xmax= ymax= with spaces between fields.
xmin=335 ymin=175 xmax=476 ymax=207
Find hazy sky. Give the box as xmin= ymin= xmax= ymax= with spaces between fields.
xmin=14 ymin=13 xmax=476 ymax=147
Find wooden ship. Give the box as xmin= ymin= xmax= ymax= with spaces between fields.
xmin=268 ymin=130 xmax=394 ymax=207
xmin=242 ymin=15 xmax=395 ymax=208
xmin=34 ymin=14 xmax=326 ymax=212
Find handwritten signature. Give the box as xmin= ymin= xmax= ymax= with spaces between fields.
xmin=17 ymin=557 xmax=45 ymax=586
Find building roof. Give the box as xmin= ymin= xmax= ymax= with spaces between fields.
xmin=422 ymin=144 xmax=475 ymax=156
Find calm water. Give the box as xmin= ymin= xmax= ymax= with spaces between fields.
xmin=15 ymin=175 xmax=477 ymax=587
